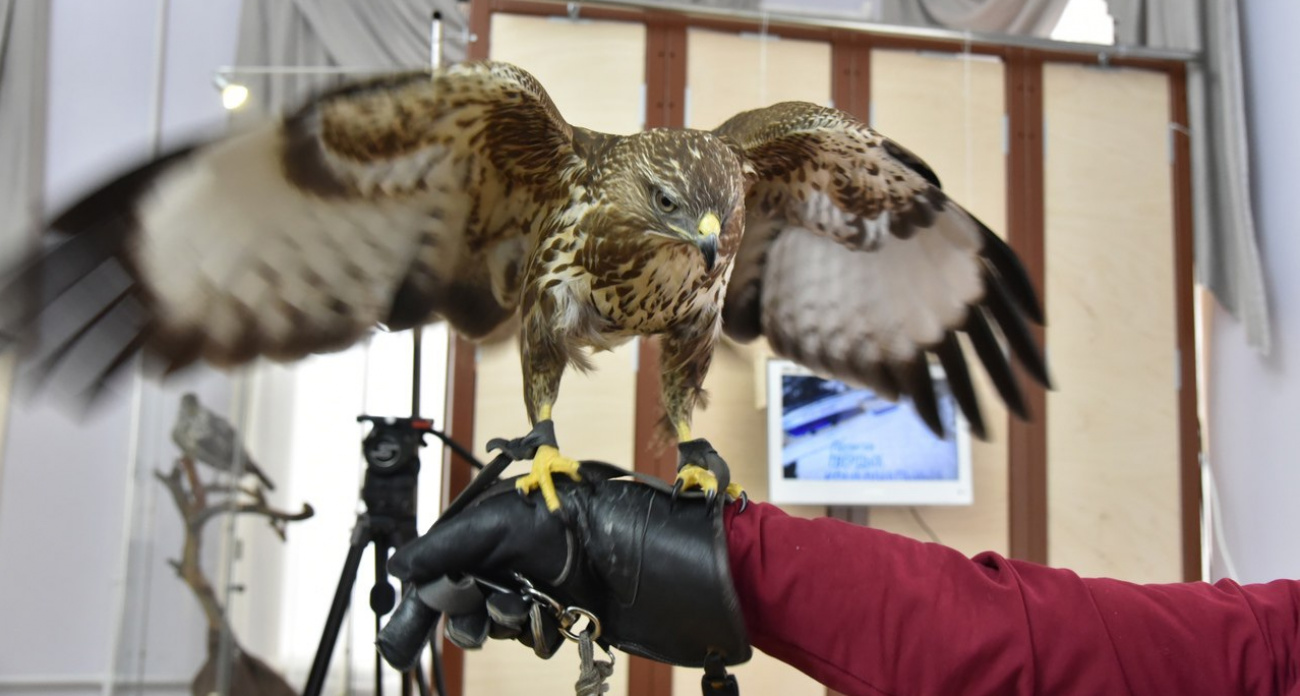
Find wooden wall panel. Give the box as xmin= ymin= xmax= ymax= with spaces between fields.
xmin=684 ymin=27 xmax=831 ymax=129
xmin=1004 ymin=53 xmax=1048 ymax=564
xmin=867 ymin=49 xmax=1010 ymax=557
xmin=490 ymin=13 xmax=647 ymax=134
xmin=463 ymin=13 xmax=647 ymax=696
xmin=1043 ymin=64 xmax=1181 ymax=582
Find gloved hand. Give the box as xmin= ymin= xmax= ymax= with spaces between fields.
xmin=376 ymin=468 xmax=751 ymax=670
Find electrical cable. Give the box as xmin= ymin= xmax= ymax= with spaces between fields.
xmin=908 ymin=506 xmax=941 ymax=544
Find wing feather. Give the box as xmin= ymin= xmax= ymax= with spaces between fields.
xmin=718 ymin=101 xmax=1048 ymax=437
xmin=2 ymin=62 xmax=576 ymax=391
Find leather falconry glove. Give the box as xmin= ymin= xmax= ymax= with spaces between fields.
xmin=377 ymin=468 xmax=751 ymax=671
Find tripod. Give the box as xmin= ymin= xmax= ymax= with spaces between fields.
xmin=302 ymin=415 xmax=438 ymax=696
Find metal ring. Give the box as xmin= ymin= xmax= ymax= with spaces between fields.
xmin=558 ymin=605 xmax=602 ymax=643
xmin=513 ymin=572 xmax=566 ymax=617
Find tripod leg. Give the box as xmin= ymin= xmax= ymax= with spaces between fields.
xmin=303 ymin=518 xmax=372 ymax=696
xmin=429 ymin=636 xmax=448 ymax=696
xmin=371 ymin=535 xmax=399 ymax=696
xmin=413 ymin=661 xmax=433 ymax=696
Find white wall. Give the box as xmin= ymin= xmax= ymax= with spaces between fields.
xmin=0 ymin=1 xmax=242 ymax=694
xmin=1207 ymin=2 xmax=1300 ymax=584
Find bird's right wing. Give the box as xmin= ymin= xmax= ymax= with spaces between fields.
xmin=1 ymin=62 xmax=576 ymax=395
xmin=716 ymin=102 xmax=1048 ymax=438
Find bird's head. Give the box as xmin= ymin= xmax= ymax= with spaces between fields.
xmin=586 ymin=130 xmax=750 ymax=273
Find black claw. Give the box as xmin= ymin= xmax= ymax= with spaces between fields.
xmin=704 ymin=488 xmax=717 ymax=510
xmin=671 ymin=478 xmax=685 ymax=503
xmin=488 ymin=420 xmax=559 ymax=462
xmin=735 ymin=491 xmax=749 ymax=514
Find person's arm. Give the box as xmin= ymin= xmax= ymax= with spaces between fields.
xmin=726 ymin=502 xmax=1300 ymax=696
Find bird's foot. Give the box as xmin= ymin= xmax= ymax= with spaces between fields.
xmin=515 ymin=445 xmax=582 ymax=512
xmin=674 ymin=438 xmax=745 ymax=509
xmin=488 ymin=420 xmax=583 ymax=513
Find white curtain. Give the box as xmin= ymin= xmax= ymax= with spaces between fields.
xmin=877 ymin=0 xmax=1072 ymax=36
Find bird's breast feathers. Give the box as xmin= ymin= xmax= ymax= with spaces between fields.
xmin=541 ymin=232 xmax=732 ymax=347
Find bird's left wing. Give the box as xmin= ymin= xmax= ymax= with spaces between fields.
xmin=0 ymin=62 xmax=577 ymax=396
xmin=715 ymin=102 xmax=1048 ymax=438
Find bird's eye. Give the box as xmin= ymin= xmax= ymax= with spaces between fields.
xmin=654 ymin=190 xmax=678 ymax=214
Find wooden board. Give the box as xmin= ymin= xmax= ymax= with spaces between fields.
xmin=491 ymin=13 xmax=647 ymax=134
xmin=867 ymin=49 xmax=1011 ymax=557
xmin=685 ymin=27 xmax=831 ymax=129
xmin=1043 ymin=63 xmax=1180 ymax=582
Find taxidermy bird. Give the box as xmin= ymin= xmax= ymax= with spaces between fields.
xmin=0 ymin=61 xmax=1048 ymax=510
xmin=172 ymin=392 xmax=276 ymax=491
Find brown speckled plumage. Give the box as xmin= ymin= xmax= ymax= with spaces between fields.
xmin=3 ymin=61 xmax=1047 ymax=445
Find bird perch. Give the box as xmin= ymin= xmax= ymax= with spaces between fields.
xmin=155 ymin=456 xmax=313 ymax=636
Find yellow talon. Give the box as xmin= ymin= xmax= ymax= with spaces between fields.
xmin=675 ymin=465 xmax=746 ymax=502
xmin=515 ymin=445 xmax=581 ymax=512
xmin=676 ymin=464 xmax=717 ymax=494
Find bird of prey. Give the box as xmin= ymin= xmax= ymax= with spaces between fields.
xmin=0 ymin=61 xmax=1048 ymax=510
xmin=172 ymin=392 xmax=276 ymax=491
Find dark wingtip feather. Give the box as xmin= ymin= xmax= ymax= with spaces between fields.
xmin=1 ymin=145 xmax=196 ymax=402
xmin=975 ymin=219 xmax=1045 ymax=326
xmin=964 ymin=307 xmax=1028 ymax=420
xmin=983 ymin=279 xmax=1053 ymax=390
xmin=49 ymin=145 xmax=198 ymax=234
xmin=935 ymin=332 xmax=987 ymax=440
xmin=900 ymin=358 xmax=944 ymax=438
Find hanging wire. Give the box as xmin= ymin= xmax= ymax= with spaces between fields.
xmin=962 ymin=31 xmax=975 ymax=210
xmin=757 ymin=10 xmax=770 ymax=107
xmin=909 ymin=507 xmax=942 ymax=544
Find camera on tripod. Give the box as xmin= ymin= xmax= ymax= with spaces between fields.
xmin=357 ymin=415 xmax=437 ymax=522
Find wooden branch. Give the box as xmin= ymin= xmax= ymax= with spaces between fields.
xmin=189 ymin=500 xmax=314 ymax=531
xmin=179 ymin=456 xmax=206 ymax=508
xmin=156 ymin=459 xmax=314 ymax=636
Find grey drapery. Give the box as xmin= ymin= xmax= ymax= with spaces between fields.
xmin=1109 ymin=0 xmax=1198 ymax=49
xmin=233 ymin=0 xmax=467 ymax=114
xmin=1110 ymin=0 xmax=1270 ymax=354
xmin=0 ymin=0 xmax=49 ymax=463
xmin=1191 ymin=0 xmax=1269 ymax=354
xmin=0 ymin=0 xmax=48 ymax=262
xmin=877 ymin=0 xmax=1072 ymax=37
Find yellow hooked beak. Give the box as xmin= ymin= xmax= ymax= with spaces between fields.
xmin=696 ymin=213 xmax=720 ymax=272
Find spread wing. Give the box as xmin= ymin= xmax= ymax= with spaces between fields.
xmin=716 ymin=102 xmax=1049 ymax=438
xmin=0 ymin=61 xmax=575 ymax=396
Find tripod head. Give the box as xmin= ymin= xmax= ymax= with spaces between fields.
xmin=357 ymin=415 xmax=438 ymax=523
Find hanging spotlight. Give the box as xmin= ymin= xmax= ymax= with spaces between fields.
xmin=213 ymin=74 xmax=249 ymax=111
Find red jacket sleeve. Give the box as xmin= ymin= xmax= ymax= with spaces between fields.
xmin=724 ymin=502 xmax=1300 ymax=696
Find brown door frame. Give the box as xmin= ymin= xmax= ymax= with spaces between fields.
xmin=444 ymin=4 xmax=1203 ymax=695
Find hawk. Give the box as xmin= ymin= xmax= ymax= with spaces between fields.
xmin=0 ymin=61 xmax=1048 ymax=510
